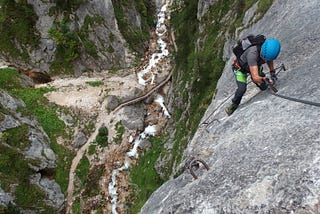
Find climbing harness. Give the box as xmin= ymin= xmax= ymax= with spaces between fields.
xmin=185 ymin=157 xmax=210 ymax=179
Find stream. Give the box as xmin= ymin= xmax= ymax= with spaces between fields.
xmin=107 ymin=0 xmax=173 ymax=213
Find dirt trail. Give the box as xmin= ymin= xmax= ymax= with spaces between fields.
xmin=36 ymin=70 xmax=144 ymax=213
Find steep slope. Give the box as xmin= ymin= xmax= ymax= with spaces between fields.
xmin=0 ymin=0 xmax=154 ymax=74
xmin=141 ymin=0 xmax=320 ymax=213
xmin=0 ymin=88 xmax=64 ymax=212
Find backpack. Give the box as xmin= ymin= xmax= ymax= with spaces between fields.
xmin=232 ymin=34 xmax=266 ymax=69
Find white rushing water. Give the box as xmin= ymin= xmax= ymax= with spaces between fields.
xmin=108 ymin=125 xmax=157 ymax=213
xmin=137 ymin=0 xmax=171 ymax=85
xmin=108 ymin=1 xmax=172 ymax=213
xmin=155 ymin=94 xmax=171 ymax=118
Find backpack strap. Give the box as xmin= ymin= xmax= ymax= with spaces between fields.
xmin=233 ymin=35 xmax=266 ymax=72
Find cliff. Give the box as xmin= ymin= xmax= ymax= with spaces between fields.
xmin=0 ymin=0 xmax=155 ymax=75
xmin=141 ymin=0 xmax=320 ymax=213
xmin=0 ymin=87 xmax=64 ymax=212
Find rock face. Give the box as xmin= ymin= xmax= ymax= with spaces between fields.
xmin=27 ymin=0 xmax=56 ymax=72
xmin=197 ymin=0 xmax=218 ymax=20
xmin=0 ymin=90 xmax=64 ymax=210
xmin=3 ymin=0 xmax=155 ymax=74
xmin=141 ymin=0 xmax=320 ymax=213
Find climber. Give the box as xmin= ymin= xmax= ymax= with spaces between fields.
xmin=225 ymin=35 xmax=281 ymax=116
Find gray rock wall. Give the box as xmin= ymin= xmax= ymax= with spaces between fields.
xmin=27 ymin=0 xmax=56 ymax=72
xmin=12 ymin=0 xmax=156 ymax=74
xmin=0 ymin=90 xmax=64 ymax=210
xmin=141 ymin=0 xmax=320 ymax=213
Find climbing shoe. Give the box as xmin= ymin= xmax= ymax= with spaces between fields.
xmin=225 ymin=103 xmax=238 ymax=116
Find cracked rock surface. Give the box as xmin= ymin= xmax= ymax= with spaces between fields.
xmin=141 ymin=0 xmax=320 ymax=213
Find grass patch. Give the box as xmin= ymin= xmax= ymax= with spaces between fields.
xmin=72 ymin=199 xmax=81 ymax=214
xmin=50 ymin=142 xmax=74 ymax=193
xmin=128 ymin=135 xmax=166 ymax=212
xmin=14 ymin=182 xmax=50 ymax=211
xmin=76 ymin=155 xmax=90 ymax=185
xmin=85 ymin=81 xmax=104 ymax=87
xmin=0 ymin=68 xmax=23 ymax=90
xmin=88 ymin=144 xmax=97 ymax=155
xmin=113 ymin=121 xmax=125 ymax=144
xmin=11 ymin=87 xmax=66 ymax=136
xmin=0 ymin=144 xmax=33 ymax=187
xmin=3 ymin=124 xmax=30 ymax=150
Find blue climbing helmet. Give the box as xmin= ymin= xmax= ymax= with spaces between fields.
xmin=261 ymin=38 xmax=281 ymax=61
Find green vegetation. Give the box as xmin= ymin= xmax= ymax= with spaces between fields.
xmin=0 ymin=144 xmax=33 ymax=190
xmin=83 ymin=165 xmax=104 ymax=198
xmin=79 ymin=15 xmax=105 ymax=58
xmin=0 ymin=68 xmax=74 ymax=195
xmin=0 ymin=144 xmax=57 ymax=212
xmin=112 ymin=0 xmax=154 ymax=54
xmin=72 ymin=200 xmax=81 ymax=214
xmin=0 ymin=68 xmax=24 ymax=90
xmin=88 ymin=144 xmax=97 ymax=155
xmin=0 ymin=0 xmax=39 ymax=61
xmin=134 ymin=0 xmax=155 ymax=32
xmin=0 ymin=0 xmax=154 ymax=73
xmin=48 ymin=20 xmax=81 ymax=74
xmin=11 ymin=87 xmax=74 ymax=193
xmin=1 ymin=203 xmax=23 ymax=214
xmin=113 ymin=122 xmax=125 ymax=144
xmin=95 ymin=126 xmax=108 ymax=147
xmin=50 ymin=143 xmax=74 ymax=194
xmin=85 ymin=81 xmax=104 ymax=87
xmin=76 ymin=155 xmax=90 ymax=185
xmin=12 ymin=87 xmax=65 ymax=136
xmin=15 ymin=182 xmax=56 ymax=212
xmin=3 ymin=124 xmax=30 ymax=150
xmin=84 ymin=121 xmax=95 ymax=134
xmin=107 ymin=45 xmax=115 ymax=53
xmin=257 ymin=0 xmax=274 ymax=16
xmin=164 ymin=0 xmax=209 ymax=177
xmin=128 ymin=135 xmax=165 ymax=212
xmin=48 ymin=15 xmax=105 ymax=74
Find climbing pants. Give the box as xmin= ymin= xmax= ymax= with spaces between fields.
xmin=231 ymin=68 xmax=267 ymax=105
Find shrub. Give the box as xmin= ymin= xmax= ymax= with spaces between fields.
xmin=96 ymin=126 xmax=108 ymax=147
